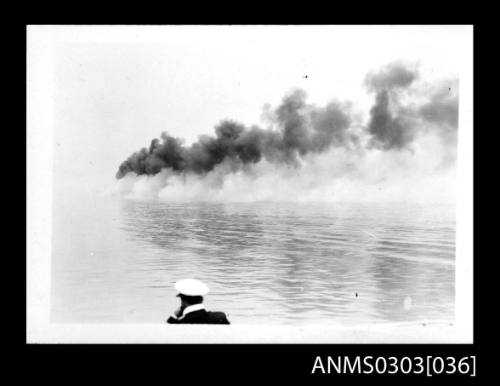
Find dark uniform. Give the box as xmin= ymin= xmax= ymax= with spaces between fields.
xmin=167 ymin=279 xmax=230 ymax=324
xmin=167 ymin=309 xmax=230 ymax=324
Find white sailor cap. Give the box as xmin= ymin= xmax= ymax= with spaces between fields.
xmin=174 ymin=278 xmax=209 ymax=296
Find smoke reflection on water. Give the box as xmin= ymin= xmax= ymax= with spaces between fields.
xmin=51 ymin=195 xmax=455 ymax=324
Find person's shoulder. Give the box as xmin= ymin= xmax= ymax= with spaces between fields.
xmin=206 ymin=311 xmax=230 ymax=324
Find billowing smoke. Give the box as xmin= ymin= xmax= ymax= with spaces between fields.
xmin=365 ymin=62 xmax=418 ymax=150
xmin=420 ymin=79 xmax=459 ymax=142
xmin=364 ymin=62 xmax=458 ymax=150
xmin=116 ymin=89 xmax=354 ymax=179
xmin=114 ymin=62 xmax=459 ymax=203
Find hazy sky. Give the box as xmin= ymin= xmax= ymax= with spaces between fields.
xmin=29 ymin=25 xmax=471 ymax=195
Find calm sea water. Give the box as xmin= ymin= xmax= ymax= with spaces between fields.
xmin=51 ymin=194 xmax=456 ymax=325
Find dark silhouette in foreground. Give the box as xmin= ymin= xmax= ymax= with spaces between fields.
xmin=166 ymin=279 xmax=230 ymax=325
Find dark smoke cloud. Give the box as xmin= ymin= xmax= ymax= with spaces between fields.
xmin=366 ymin=90 xmax=417 ymax=150
xmin=116 ymin=89 xmax=353 ymax=178
xmin=116 ymin=62 xmax=459 ymax=179
xmin=365 ymin=62 xmax=419 ymax=150
xmin=364 ymin=62 xmax=417 ymax=92
xmin=363 ymin=63 xmax=459 ymax=152
xmin=420 ymin=79 xmax=459 ymax=142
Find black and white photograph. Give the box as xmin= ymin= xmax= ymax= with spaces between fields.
xmin=27 ymin=25 xmax=473 ymax=343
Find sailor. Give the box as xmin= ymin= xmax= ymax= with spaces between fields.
xmin=166 ymin=278 xmax=230 ymax=324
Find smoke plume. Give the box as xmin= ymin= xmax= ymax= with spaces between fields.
xmin=364 ymin=62 xmax=458 ymax=151
xmin=114 ymin=62 xmax=459 ymax=202
xmin=116 ymin=89 xmax=354 ymax=179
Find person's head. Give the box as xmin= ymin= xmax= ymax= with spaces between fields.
xmin=174 ymin=279 xmax=209 ymax=309
xmin=177 ymin=293 xmax=204 ymax=308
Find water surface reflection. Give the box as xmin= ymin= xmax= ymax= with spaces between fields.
xmin=114 ymin=200 xmax=455 ymax=324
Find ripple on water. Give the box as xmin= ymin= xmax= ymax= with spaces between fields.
xmin=51 ymin=199 xmax=456 ymax=324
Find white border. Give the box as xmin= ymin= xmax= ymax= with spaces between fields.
xmin=27 ymin=26 xmax=54 ymax=342
xmin=26 ymin=25 xmax=474 ymax=343
xmin=454 ymin=26 xmax=474 ymax=342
